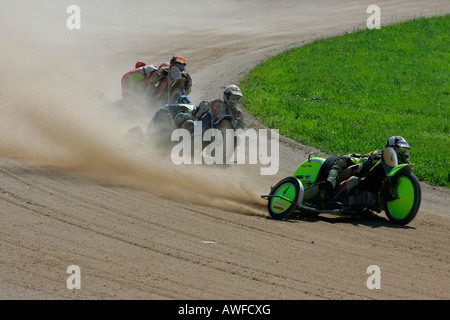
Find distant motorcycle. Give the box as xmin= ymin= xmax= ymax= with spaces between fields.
xmin=261 ymin=149 xmax=421 ymax=225
xmin=116 ymin=64 xmax=192 ymax=115
xmin=127 ymin=99 xmax=240 ymax=163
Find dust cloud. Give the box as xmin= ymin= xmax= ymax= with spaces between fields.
xmin=0 ymin=0 xmax=269 ymax=215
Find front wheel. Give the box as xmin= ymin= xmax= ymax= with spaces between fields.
xmin=216 ymin=119 xmax=236 ymax=164
xmin=202 ymin=119 xmax=236 ymax=164
xmin=267 ymin=177 xmax=303 ymax=220
xmin=384 ymin=171 xmax=421 ymax=225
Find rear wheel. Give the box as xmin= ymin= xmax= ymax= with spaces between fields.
xmin=168 ymin=86 xmax=186 ymax=104
xmin=384 ymin=171 xmax=421 ymax=225
xmin=267 ymin=177 xmax=303 ymax=220
xmin=203 ymin=119 xmax=236 ymax=164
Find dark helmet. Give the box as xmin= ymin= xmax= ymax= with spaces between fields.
xmin=386 ymin=136 xmax=411 ymax=163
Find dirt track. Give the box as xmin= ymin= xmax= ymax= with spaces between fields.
xmin=1 ymin=0 xmax=449 ymax=299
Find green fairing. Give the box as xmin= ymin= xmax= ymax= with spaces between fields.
xmin=350 ymin=157 xmax=364 ymax=165
xmin=387 ymin=164 xmax=413 ymax=177
xmin=293 ymin=157 xmax=326 ymax=186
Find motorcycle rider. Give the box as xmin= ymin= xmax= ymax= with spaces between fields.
xmin=174 ymin=84 xmax=245 ymax=133
xmin=316 ymin=136 xmax=411 ymax=203
xmin=151 ymin=56 xmax=192 ymax=96
xmin=222 ymin=84 xmax=245 ymax=130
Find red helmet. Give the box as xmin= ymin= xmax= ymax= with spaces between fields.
xmin=135 ymin=61 xmax=146 ymax=69
xmin=170 ymin=55 xmax=186 ymax=67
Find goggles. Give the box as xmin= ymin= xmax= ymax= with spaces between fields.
xmin=173 ymin=62 xmax=186 ymax=71
xmin=229 ymin=95 xmax=242 ymax=104
xmin=397 ymin=147 xmax=411 ymax=161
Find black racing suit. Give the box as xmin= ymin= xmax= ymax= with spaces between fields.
xmin=316 ymin=155 xmax=355 ymax=189
xmin=315 ymin=153 xmax=377 ymax=201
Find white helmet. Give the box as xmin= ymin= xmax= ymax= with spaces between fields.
xmin=223 ymin=85 xmax=243 ymax=107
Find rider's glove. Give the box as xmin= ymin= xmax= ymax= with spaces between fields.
xmin=192 ymin=100 xmax=210 ymax=118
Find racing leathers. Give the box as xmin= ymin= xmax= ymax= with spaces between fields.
xmin=315 ymin=152 xmax=381 ymax=202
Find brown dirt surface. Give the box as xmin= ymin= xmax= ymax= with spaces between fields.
xmin=0 ymin=0 xmax=449 ymax=300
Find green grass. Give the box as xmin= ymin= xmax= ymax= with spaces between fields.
xmin=240 ymin=15 xmax=449 ymax=187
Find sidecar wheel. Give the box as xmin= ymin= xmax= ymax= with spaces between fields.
xmin=267 ymin=177 xmax=302 ymax=220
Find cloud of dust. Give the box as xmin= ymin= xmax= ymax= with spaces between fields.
xmin=0 ymin=0 xmax=268 ymax=216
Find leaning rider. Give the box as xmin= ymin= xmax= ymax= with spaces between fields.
xmin=121 ymin=61 xmax=157 ymax=103
xmin=174 ymin=84 xmax=245 ymax=133
xmin=315 ymin=136 xmax=411 ymax=203
xmin=120 ymin=55 xmax=192 ymax=105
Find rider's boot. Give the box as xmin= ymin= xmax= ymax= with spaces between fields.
xmin=318 ymin=180 xmax=334 ymax=201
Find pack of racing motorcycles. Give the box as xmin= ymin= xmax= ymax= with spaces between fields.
xmin=114 ymin=55 xmax=421 ymax=226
